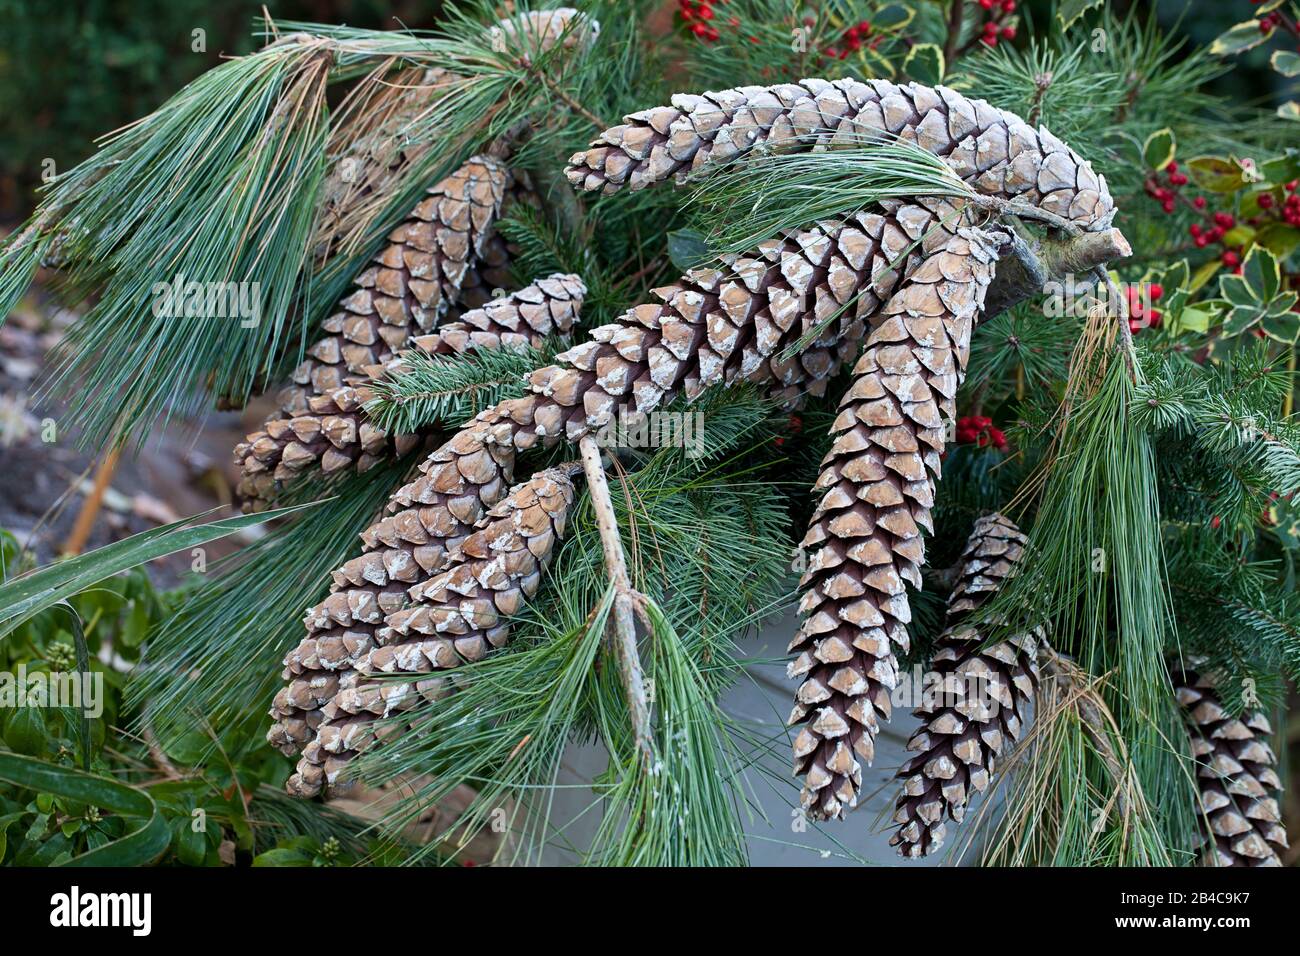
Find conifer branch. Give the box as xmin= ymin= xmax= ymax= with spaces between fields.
xmin=578 ymin=434 xmax=653 ymax=768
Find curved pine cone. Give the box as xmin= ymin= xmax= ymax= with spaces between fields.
xmin=891 ymin=513 xmax=1043 ymax=858
xmin=235 ymin=273 xmax=585 ymax=503
xmin=285 ymin=466 xmax=577 ymax=796
xmin=564 ymin=77 xmax=1113 ymax=232
xmin=266 ymin=413 xmax=520 ymax=759
xmin=788 ymin=217 xmax=1004 ymax=820
xmin=1174 ymin=669 xmax=1288 ymax=867
xmin=235 ymin=155 xmax=512 ymax=507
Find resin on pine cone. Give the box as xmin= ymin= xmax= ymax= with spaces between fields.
xmin=1174 ymin=668 xmax=1288 ymax=867
xmin=891 ymin=513 xmax=1043 ymax=858
xmin=283 ymin=466 xmax=577 ymax=796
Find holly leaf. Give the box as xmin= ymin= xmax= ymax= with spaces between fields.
xmin=903 ymin=43 xmax=944 ymax=86
xmin=1261 ymin=309 xmax=1300 ymax=343
xmin=1272 ymin=50 xmax=1300 ymax=77
xmin=1209 ymin=21 xmax=1269 ymax=57
xmin=1241 ymin=245 xmax=1281 ymax=301
xmin=1190 ymin=259 xmax=1222 ymax=293
xmin=1057 ymin=0 xmax=1104 ymax=31
xmin=1256 ymin=222 xmax=1300 ymax=258
xmin=872 ymin=3 xmax=915 ymax=33
xmin=1175 ymin=307 xmax=1212 ymax=334
xmin=1187 ymin=156 xmax=1247 ymax=193
xmin=1142 ymin=128 xmax=1176 ymax=171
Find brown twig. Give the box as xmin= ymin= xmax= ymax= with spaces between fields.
xmin=578 ymin=434 xmax=654 ymax=767
xmin=62 ymin=446 xmax=122 ymax=556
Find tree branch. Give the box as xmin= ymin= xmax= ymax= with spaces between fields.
xmin=578 ymin=434 xmax=653 ymax=767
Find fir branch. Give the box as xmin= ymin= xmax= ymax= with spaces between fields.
xmin=362 ymin=344 xmax=547 ymax=436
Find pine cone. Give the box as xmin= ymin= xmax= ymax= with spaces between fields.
xmin=312 ymin=67 xmax=459 ymax=262
xmin=280 ymin=154 xmax=511 ymax=418
xmin=267 ymin=413 xmax=521 ymax=758
xmin=891 ymin=513 xmax=1043 ymax=857
xmin=269 ymin=205 xmax=947 ymax=770
xmin=285 ymin=466 xmax=577 ymax=796
xmin=1174 ymin=669 xmax=1288 ymax=867
xmin=564 ymin=78 xmax=1112 ymax=232
xmin=788 ymin=216 xmax=1006 ymax=820
xmin=235 ymin=274 xmax=585 ymax=504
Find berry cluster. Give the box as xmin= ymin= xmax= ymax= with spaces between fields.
xmin=975 ymin=0 xmax=1017 ymax=46
xmin=1126 ymin=282 xmax=1164 ymax=335
xmin=955 ymin=415 xmax=1008 ymax=451
xmin=822 ymin=20 xmax=878 ymax=61
xmin=677 ymin=0 xmax=729 ymax=43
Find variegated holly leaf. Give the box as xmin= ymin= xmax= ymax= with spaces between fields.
xmin=1210 ymin=247 xmax=1300 ymax=341
xmin=1209 ymin=20 xmax=1270 ymax=57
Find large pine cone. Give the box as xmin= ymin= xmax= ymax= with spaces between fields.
xmin=891 ymin=513 xmax=1043 ymax=857
xmin=1174 ymin=668 xmax=1288 ymax=867
xmin=285 ymin=466 xmax=577 ymax=796
xmin=788 ymin=217 xmax=1005 ymax=820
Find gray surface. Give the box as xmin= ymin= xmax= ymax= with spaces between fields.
xmin=537 ymin=605 xmax=985 ymax=866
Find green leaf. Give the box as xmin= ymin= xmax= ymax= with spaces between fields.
xmin=903 ymin=43 xmax=944 ymax=86
xmin=1222 ymin=303 xmax=1260 ymax=337
xmin=1261 ymin=311 xmax=1300 ymax=343
xmin=3 ymin=708 xmax=47 ymax=756
xmin=0 ymin=753 xmax=169 ymax=866
xmin=1142 ymin=128 xmax=1176 ymax=171
xmin=1175 ymin=307 xmax=1212 ymax=334
xmin=1241 ymin=246 xmax=1281 ymax=300
xmin=871 ymin=3 xmax=915 ymax=32
xmin=0 ymin=502 xmax=316 ymax=638
xmin=252 ymin=846 xmax=314 ymax=867
xmin=1190 ymin=260 xmax=1222 ymax=293
xmin=1222 ymin=224 xmax=1256 ymax=249
xmin=1209 ymin=21 xmax=1269 ymax=57
xmin=1278 ymin=101 xmax=1300 ymax=122
xmin=1272 ymin=50 xmax=1300 ymax=77
xmin=1187 ymin=156 xmax=1248 ymax=193
xmin=1256 ymin=223 xmax=1300 ymax=258
xmin=665 ymin=229 xmax=711 ymax=272
xmin=1056 ymin=0 xmax=1104 ymax=31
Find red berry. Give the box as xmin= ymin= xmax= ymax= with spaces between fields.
xmin=1169 ymin=172 xmax=1188 ymax=186
xmin=1222 ymin=250 xmax=1240 ymax=267
xmin=983 ymin=20 xmax=998 ymax=34
xmin=1167 ymin=160 xmax=1179 ymax=173
xmin=1287 ymin=180 xmax=1298 ymax=192
xmin=1002 ymin=0 xmax=1016 ymax=11
xmin=1213 ymin=212 xmax=1235 ymax=229
xmin=1258 ymin=192 xmax=1274 ymax=209
xmin=1193 ymin=196 xmax=1207 ymax=209
xmin=979 ymin=0 xmax=995 ymax=8
xmin=858 ymin=20 xmax=872 ymax=35
xmin=1211 ymin=516 xmax=1221 ymax=529
xmin=1001 ymin=25 xmax=1016 ymax=39
xmin=1189 ymin=223 xmax=1202 ymax=236
xmin=691 ymin=21 xmax=707 ymax=35
xmin=1149 ymin=284 xmax=1164 ymax=300
xmin=981 ymin=35 xmax=997 ymax=46
xmin=1209 ymin=226 xmax=1225 ymax=242
xmin=1162 ymin=199 xmax=1175 ymax=213
xmin=1194 ymin=235 xmax=1209 ymax=248
xmin=697 ymin=4 xmax=713 ymax=19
